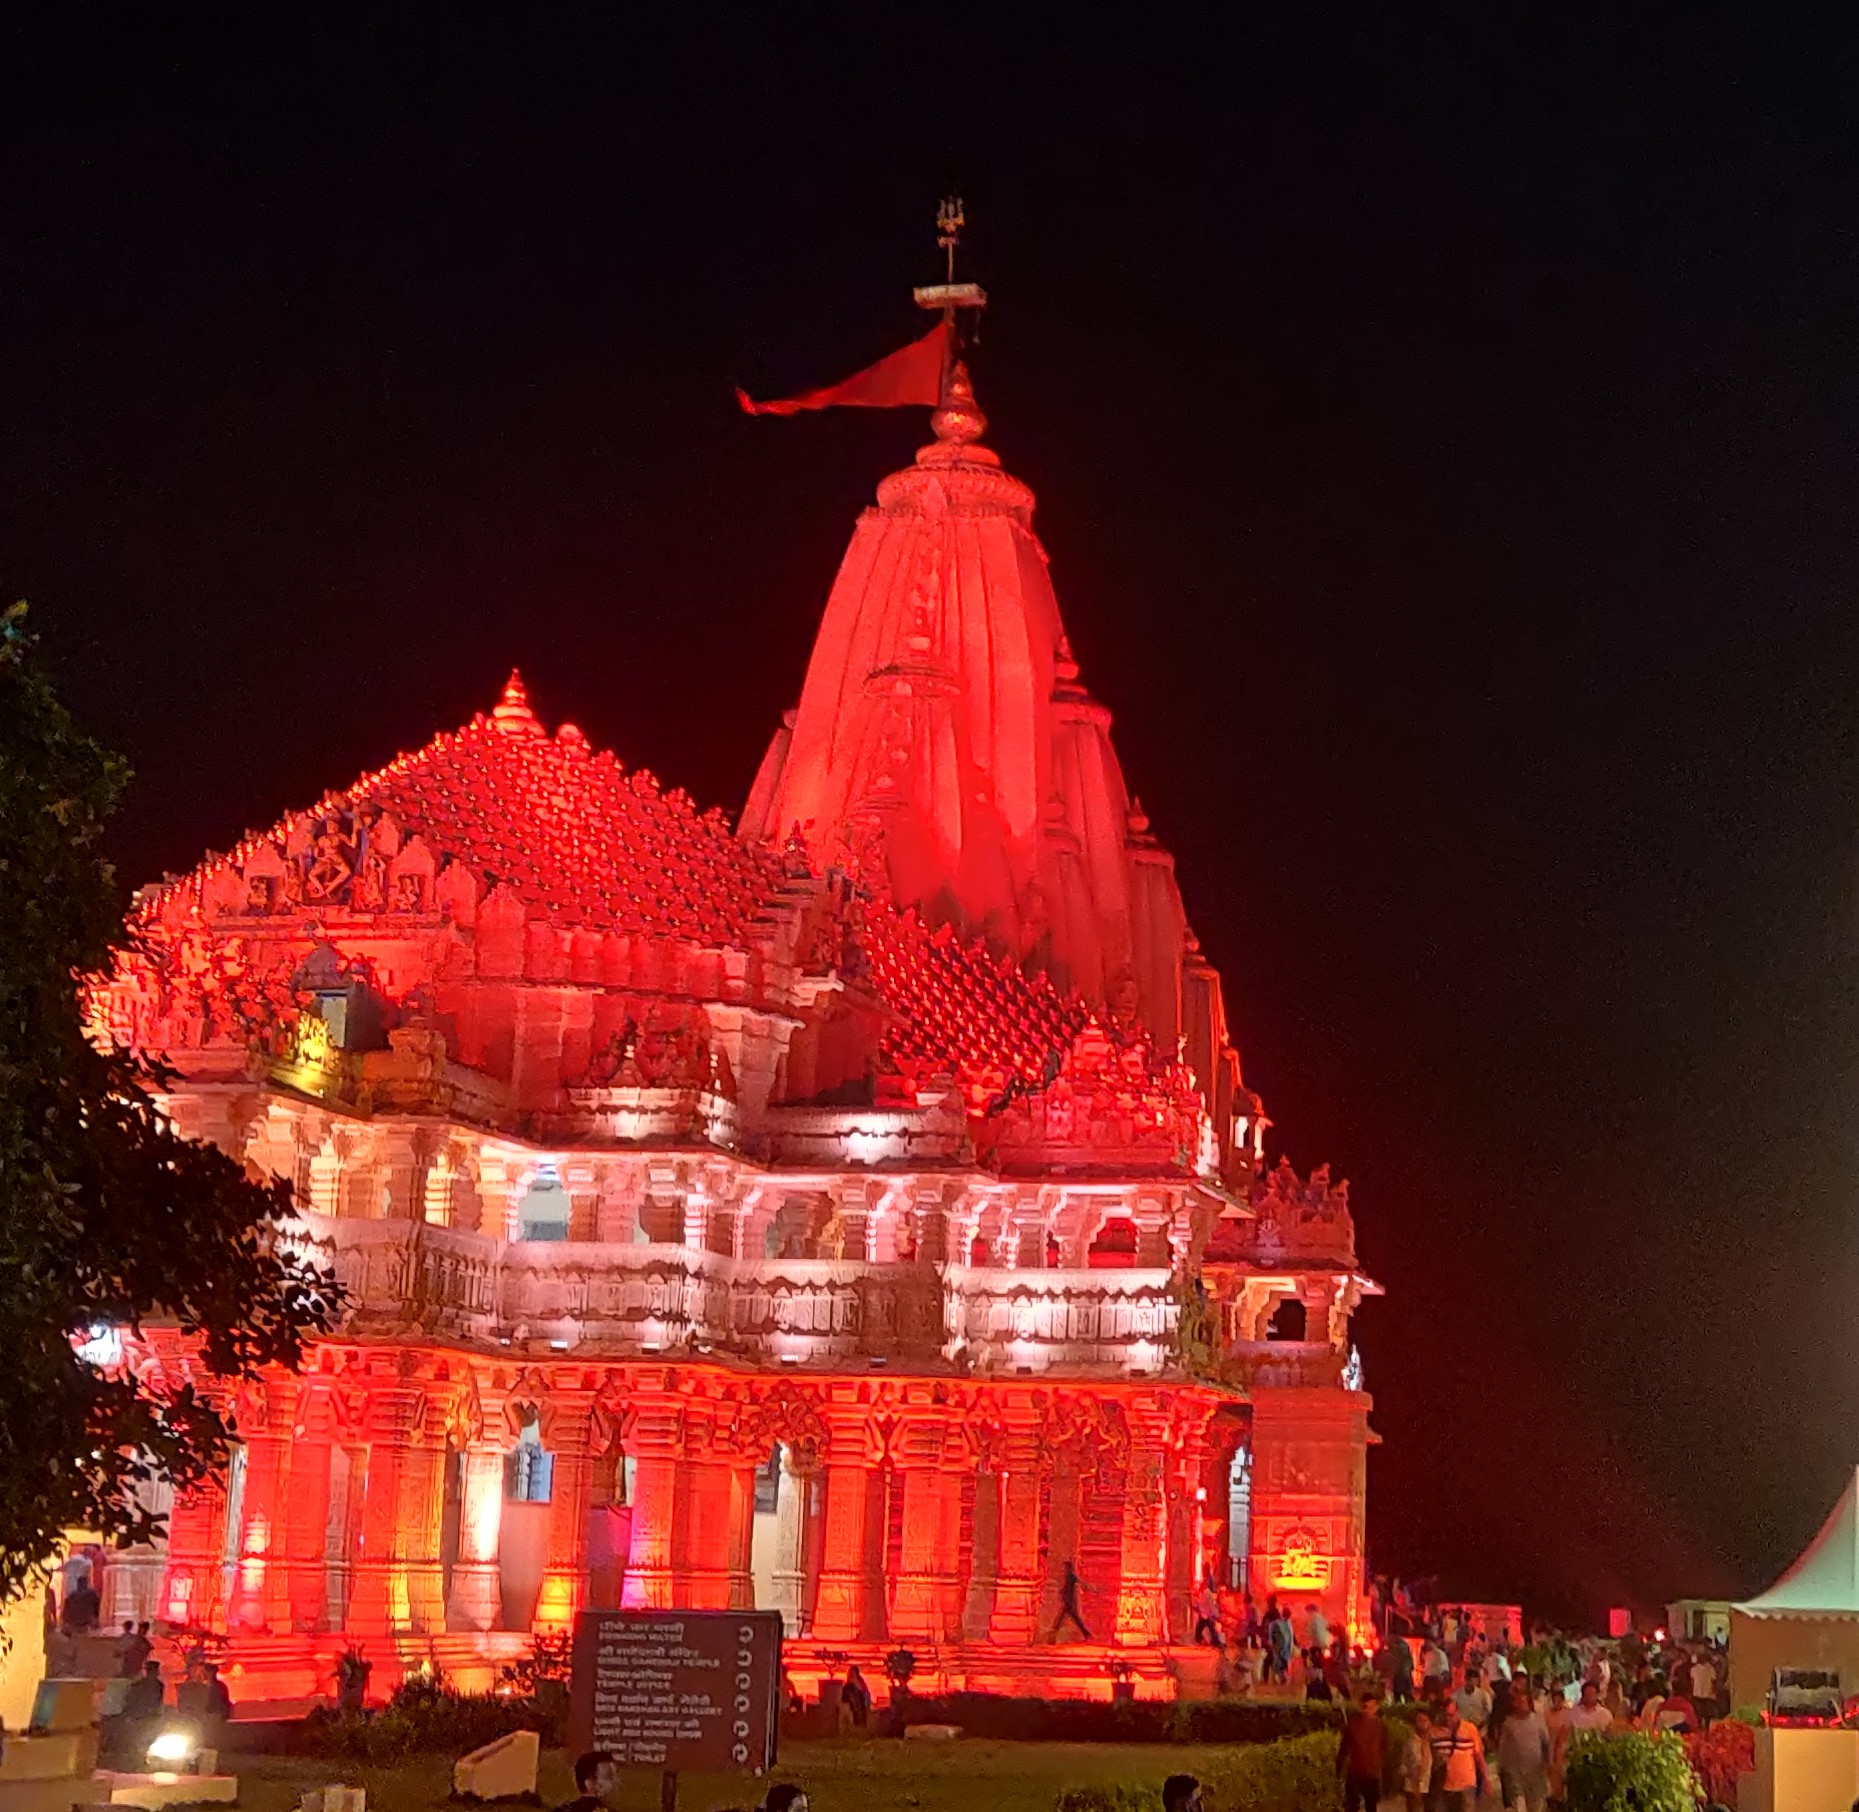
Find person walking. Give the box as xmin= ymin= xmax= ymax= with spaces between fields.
xmin=1049 ymin=1559 xmax=1091 ymax=1642
xmin=1306 ymin=1600 xmax=1331 ymax=1661
xmin=1426 ymin=1699 xmax=1488 ymax=1811
xmin=1336 ymin=1689 xmax=1388 ymax=1812
xmin=1453 ymin=1666 xmax=1493 ymax=1735
xmin=1266 ymin=1607 xmax=1295 ymax=1683
xmin=1496 ymin=1679 xmax=1551 ymax=1812
xmin=1191 ymin=1576 xmax=1221 ymax=1647
xmin=1400 ymin=1707 xmax=1434 ymax=1812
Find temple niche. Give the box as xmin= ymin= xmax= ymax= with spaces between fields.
xmin=91 ymin=362 xmax=1378 ymax=1704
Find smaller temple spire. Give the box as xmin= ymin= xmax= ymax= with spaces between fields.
xmin=491 ymin=669 xmax=544 ymax=736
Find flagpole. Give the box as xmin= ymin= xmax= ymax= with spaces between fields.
xmin=914 ymin=196 xmax=987 ymax=406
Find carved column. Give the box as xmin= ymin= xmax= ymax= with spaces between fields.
xmin=769 ymin=1451 xmax=817 ymax=1635
xmin=891 ymin=1413 xmax=965 ymax=1642
xmin=398 ymin=1414 xmax=448 ymax=1633
xmin=621 ymin=1397 xmax=683 ymax=1610
xmin=987 ymin=1410 xmax=1047 ymax=1644
xmin=536 ymin=1384 xmax=596 ymax=1631
xmin=1164 ymin=1398 xmax=1216 ymax=1641
xmin=809 ymin=1408 xmax=888 ymax=1643
xmin=160 ymin=1480 xmax=229 ymax=1631
xmin=1114 ymin=1426 xmax=1169 ymax=1647
xmin=346 ymin=1375 xmax=445 ymax=1636
xmin=677 ymin=1456 xmax=753 ymax=1610
xmin=447 ymin=1441 xmax=506 ymax=1631
xmin=282 ymin=1419 xmax=334 ymax=1632
xmin=963 ymin=1463 xmax=1000 ymax=1641
xmin=1039 ymin=1458 xmax=1087 ymax=1638
xmin=227 ymin=1382 xmax=293 ymax=1633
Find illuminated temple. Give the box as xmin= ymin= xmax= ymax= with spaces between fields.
xmin=94 ymin=362 xmax=1378 ymax=1702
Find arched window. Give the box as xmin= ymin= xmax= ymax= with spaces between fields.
xmin=1086 ymin=1214 xmax=1139 ymax=1269
xmin=516 ymin=1168 xmax=571 ymax=1242
xmin=505 ymin=1413 xmax=554 ymax=1502
xmin=1265 ymin=1297 xmax=1308 ymax=1342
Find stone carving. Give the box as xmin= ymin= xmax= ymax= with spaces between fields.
xmin=1237 ymin=1158 xmax=1356 ymax=1267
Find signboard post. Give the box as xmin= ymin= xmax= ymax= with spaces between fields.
xmin=569 ymin=1610 xmax=782 ymax=1812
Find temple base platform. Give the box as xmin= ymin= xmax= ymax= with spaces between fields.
xmin=208 ymin=1631 xmax=1264 ymax=1711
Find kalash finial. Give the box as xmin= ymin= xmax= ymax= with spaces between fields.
xmin=491 ymin=669 xmax=544 ymax=735
xmin=931 ymin=361 xmax=987 ymax=446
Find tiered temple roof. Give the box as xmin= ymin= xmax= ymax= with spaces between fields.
xmin=139 ymin=671 xmax=785 ymax=947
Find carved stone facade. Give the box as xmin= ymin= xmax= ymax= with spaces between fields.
xmin=95 ymin=384 xmax=1378 ymax=1702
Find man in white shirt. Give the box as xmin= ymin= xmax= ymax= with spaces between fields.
xmin=1556 ymin=1678 xmax=1613 ymax=1777
xmin=1690 ymin=1653 xmax=1716 ymax=1704
xmin=1454 ymin=1670 xmax=1494 ymax=1733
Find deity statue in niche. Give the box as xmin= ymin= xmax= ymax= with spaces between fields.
xmin=359 ymin=807 xmax=402 ymax=910
xmin=816 ymin=1203 xmax=850 ymax=1261
xmin=305 ymin=816 xmax=355 ymax=901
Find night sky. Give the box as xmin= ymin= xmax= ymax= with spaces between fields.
xmin=5 ymin=12 xmax=1856 ymax=1623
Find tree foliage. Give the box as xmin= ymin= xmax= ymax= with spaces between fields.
xmin=1564 ymin=1729 xmax=1700 ymax=1812
xmin=0 ymin=604 xmax=339 ymax=1597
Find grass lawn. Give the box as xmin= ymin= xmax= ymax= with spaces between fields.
xmin=230 ymin=1738 xmax=1240 ymax=1812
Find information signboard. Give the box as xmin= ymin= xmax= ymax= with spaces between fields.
xmin=568 ymin=1609 xmax=782 ymax=1777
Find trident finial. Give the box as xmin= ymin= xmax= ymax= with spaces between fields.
xmin=936 ymin=196 xmax=965 ymax=284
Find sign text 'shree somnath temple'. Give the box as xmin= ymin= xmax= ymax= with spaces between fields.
xmin=93 ymin=338 xmax=1378 ymax=1702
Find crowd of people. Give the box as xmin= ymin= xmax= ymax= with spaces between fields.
xmin=1217 ymin=1593 xmax=1728 ymax=1811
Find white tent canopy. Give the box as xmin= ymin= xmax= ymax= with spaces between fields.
xmin=1738 ymin=1466 xmax=1859 ymax=1618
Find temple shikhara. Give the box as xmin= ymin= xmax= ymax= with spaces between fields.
xmin=91 ymin=267 xmax=1378 ymax=1701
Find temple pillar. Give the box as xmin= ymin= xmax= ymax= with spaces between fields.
xmin=398 ymin=1434 xmax=447 ymax=1633
xmin=346 ymin=1380 xmax=445 ymax=1636
xmin=347 ymin=1418 xmax=406 ymax=1635
xmin=891 ymin=1420 xmax=965 ymax=1643
xmin=160 ymin=1481 xmax=228 ymax=1630
xmin=227 ymin=1382 xmax=294 ymax=1633
xmin=621 ymin=1402 xmax=683 ymax=1610
xmin=1039 ymin=1462 xmax=1086 ymax=1639
xmin=536 ymin=1391 xmax=594 ymax=1631
xmin=889 ymin=1464 xmax=943 ymax=1641
xmin=677 ymin=1458 xmax=753 ymax=1609
xmin=1114 ymin=1442 xmax=1169 ymax=1647
xmin=989 ymin=1434 xmax=1046 ymax=1644
xmin=447 ymin=1442 xmax=507 ymax=1631
xmin=283 ymin=1435 xmax=334 ymax=1632
xmin=810 ymin=1408 xmax=888 ymax=1642
xmin=769 ymin=1454 xmax=816 ymax=1634
xmin=964 ymin=1468 xmax=1000 ymax=1641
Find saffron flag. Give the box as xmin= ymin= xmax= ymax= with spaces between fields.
xmin=736 ymin=320 xmax=947 ymax=416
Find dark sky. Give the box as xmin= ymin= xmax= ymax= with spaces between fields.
xmin=5 ymin=11 xmax=1856 ymax=1623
